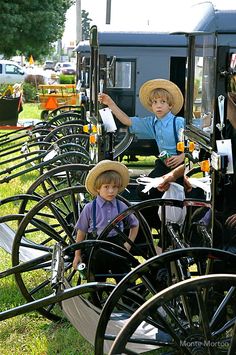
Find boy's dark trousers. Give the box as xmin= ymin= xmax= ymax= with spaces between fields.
xmin=84 ymin=235 xmax=132 ymax=283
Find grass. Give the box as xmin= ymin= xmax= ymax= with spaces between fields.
xmin=18 ymin=102 xmax=42 ymax=120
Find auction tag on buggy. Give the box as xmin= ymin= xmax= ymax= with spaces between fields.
xmin=99 ymin=107 xmax=117 ymax=132
xmin=216 ymin=139 xmax=234 ymax=174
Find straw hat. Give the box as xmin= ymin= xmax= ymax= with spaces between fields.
xmin=50 ymin=73 xmax=58 ymax=79
xmin=85 ymin=160 xmax=130 ymax=196
xmin=139 ymin=79 xmax=184 ymax=115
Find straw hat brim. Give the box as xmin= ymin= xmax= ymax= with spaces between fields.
xmin=85 ymin=160 xmax=130 ymax=196
xmin=139 ymin=79 xmax=184 ymax=115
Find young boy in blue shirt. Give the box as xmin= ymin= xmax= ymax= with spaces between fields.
xmin=99 ymin=79 xmax=185 ymax=192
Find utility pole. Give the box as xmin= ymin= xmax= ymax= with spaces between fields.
xmin=106 ymin=0 xmax=111 ymax=24
xmin=76 ymin=0 xmax=82 ymax=44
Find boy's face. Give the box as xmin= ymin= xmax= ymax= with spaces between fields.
xmin=97 ymin=182 xmax=119 ymax=201
xmin=151 ymin=97 xmax=172 ymax=118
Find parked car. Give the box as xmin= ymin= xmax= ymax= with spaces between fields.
xmin=0 ymin=60 xmax=26 ymax=84
xmin=43 ymin=60 xmax=55 ymax=70
xmin=59 ymin=62 xmax=76 ymax=75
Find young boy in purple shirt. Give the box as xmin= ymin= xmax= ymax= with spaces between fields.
xmin=73 ymin=160 xmax=139 ymax=282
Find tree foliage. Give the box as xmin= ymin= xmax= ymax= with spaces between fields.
xmin=0 ymin=0 xmax=74 ymax=60
xmin=82 ymin=10 xmax=92 ymax=40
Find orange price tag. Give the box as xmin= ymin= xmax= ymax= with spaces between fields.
xmin=90 ymin=134 xmax=97 ymax=144
xmin=200 ymin=160 xmax=210 ymax=172
xmin=177 ymin=141 xmax=185 ymax=152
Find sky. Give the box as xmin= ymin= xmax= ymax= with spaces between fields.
xmin=62 ymin=0 xmax=236 ymax=45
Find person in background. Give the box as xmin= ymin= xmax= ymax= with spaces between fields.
xmin=12 ymin=83 xmax=23 ymax=113
xmin=157 ymin=90 xmax=236 ymax=253
xmin=72 ymin=160 xmax=139 ymax=282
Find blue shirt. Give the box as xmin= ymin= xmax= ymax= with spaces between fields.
xmin=129 ymin=112 xmax=185 ymax=155
xmin=75 ymin=195 xmax=139 ymax=237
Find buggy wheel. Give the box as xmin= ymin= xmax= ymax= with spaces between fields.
xmin=96 ymin=198 xmax=191 ymax=260
xmin=45 ymin=112 xmax=85 ymax=127
xmin=109 ymin=274 xmax=236 ymax=355
xmin=95 ymin=247 xmax=236 ymax=354
xmin=45 ymin=133 xmax=90 ymax=154
xmin=23 ymin=163 xmax=92 ymax=199
xmin=43 ymin=124 xmax=86 ymax=143
xmin=11 ymin=186 xmax=90 ymax=321
xmin=48 ymin=105 xmax=85 ymax=119
xmin=18 ymin=164 xmax=91 ymax=222
xmin=64 ymin=239 xmax=140 ymax=307
xmin=39 ymin=145 xmax=91 ymax=177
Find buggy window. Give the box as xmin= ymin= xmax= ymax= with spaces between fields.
xmin=107 ymin=60 xmax=133 ymax=89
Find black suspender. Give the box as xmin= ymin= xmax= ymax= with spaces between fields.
xmin=173 ymin=115 xmax=178 ymax=147
xmin=153 ymin=115 xmax=178 ymax=153
xmin=92 ymin=198 xmax=97 ymax=237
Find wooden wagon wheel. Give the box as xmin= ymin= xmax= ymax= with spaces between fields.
xmin=108 ymin=274 xmax=236 ymax=354
xmin=94 ymin=247 xmax=236 ymax=354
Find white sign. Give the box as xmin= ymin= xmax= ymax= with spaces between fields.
xmin=216 ymin=139 xmax=234 ymax=174
xmin=99 ymin=107 xmax=117 ymax=132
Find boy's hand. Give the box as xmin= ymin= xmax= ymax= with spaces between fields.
xmin=157 ymin=175 xmax=172 ymax=191
xmin=225 ymin=214 xmax=236 ymax=229
xmin=98 ymin=93 xmax=113 ymax=106
xmin=183 ymin=176 xmax=192 ymax=192
xmin=165 ymin=153 xmax=184 ymax=169
xmin=72 ymin=253 xmax=82 ymax=270
xmin=124 ymin=241 xmax=131 ymax=252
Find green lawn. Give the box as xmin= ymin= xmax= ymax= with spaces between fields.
xmin=18 ymin=102 xmax=42 ymax=120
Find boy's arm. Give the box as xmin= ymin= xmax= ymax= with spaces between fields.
xmin=157 ymin=164 xmax=192 ymax=193
xmin=98 ymin=93 xmax=132 ymax=127
xmin=72 ymin=229 xmax=86 ymax=269
xmin=124 ymin=224 xmax=139 ymax=252
xmin=157 ymin=164 xmax=185 ymax=191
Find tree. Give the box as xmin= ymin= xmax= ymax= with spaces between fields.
xmin=0 ymin=0 xmax=74 ymax=60
xmin=81 ymin=10 xmax=92 ymax=40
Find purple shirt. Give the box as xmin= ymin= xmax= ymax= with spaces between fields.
xmin=75 ymin=195 xmax=139 ymax=237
